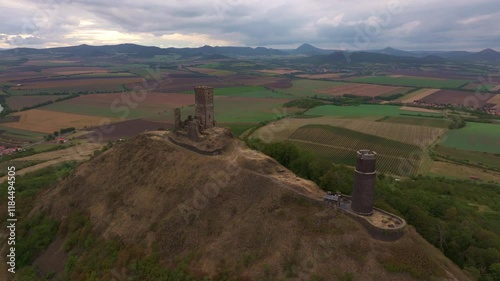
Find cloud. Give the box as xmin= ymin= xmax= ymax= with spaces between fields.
xmin=0 ymin=0 xmax=498 ymax=50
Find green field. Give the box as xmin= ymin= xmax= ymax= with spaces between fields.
xmin=434 ymin=145 xmax=500 ymax=170
xmin=288 ymin=124 xmax=422 ymax=176
xmin=0 ymin=125 xmax=46 ymax=141
xmin=283 ymin=79 xmax=345 ymax=97
xmin=377 ymin=116 xmax=451 ymax=128
xmin=218 ymin=98 xmax=291 ymax=123
xmin=441 ymin=123 xmax=500 ymax=153
xmin=219 ymin=123 xmax=256 ymax=137
xmin=212 ymin=86 xmax=292 ymax=98
xmin=306 ymin=104 xmax=443 ymax=118
xmin=198 ymin=62 xmax=222 ymax=68
xmin=351 ymin=76 xmax=470 ymax=88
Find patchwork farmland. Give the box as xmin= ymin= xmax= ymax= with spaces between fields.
xmin=305 ymin=104 xmax=444 ymax=118
xmin=350 ymin=76 xmax=470 ymax=88
xmin=6 ymin=95 xmax=70 ymax=111
xmin=288 ymin=124 xmax=424 ymax=176
xmin=316 ymin=83 xmax=412 ymax=97
xmin=43 ymin=92 xmax=195 ymax=119
xmin=420 ymin=90 xmax=495 ymax=108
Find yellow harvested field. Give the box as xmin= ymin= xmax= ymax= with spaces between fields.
xmin=3 ymin=109 xmax=121 ymax=134
xmin=398 ymin=88 xmax=440 ymax=103
xmin=491 ymin=85 xmax=500 ymax=92
xmin=429 ymin=161 xmax=500 ymax=183
xmin=251 ymin=116 xmax=447 ymax=147
xmin=399 ymin=106 xmax=441 ymax=113
xmin=487 ymin=95 xmax=500 ymax=108
xmin=259 ymin=68 xmax=300 ymax=75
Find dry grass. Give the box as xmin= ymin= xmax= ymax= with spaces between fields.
xmin=26 ymin=134 xmax=472 ymax=280
xmin=429 ymin=160 xmax=500 ymax=183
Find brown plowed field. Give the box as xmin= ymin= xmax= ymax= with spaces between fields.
xmin=6 ymin=95 xmax=69 ymax=110
xmin=42 ymin=67 xmax=109 ymax=75
xmin=11 ymin=77 xmax=144 ymax=90
xmin=317 ymin=83 xmax=410 ymax=97
xmin=223 ymin=75 xmax=292 ymax=89
xmin=80 ymin=119 xmax=173 ymax=141
xmin=421 ymin=90 xmax=495 ymax=108
xmin=60 ymin=92 xmax=194 ymax=109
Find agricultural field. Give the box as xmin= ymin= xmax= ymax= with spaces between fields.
xmin=288 ymin=124 xmax=424 ymax=176
xmin=316 ymin=83 xmax=412 ymax=97
xmin=434 ymin=145 xmax=500 ymax=170
xmin=282 ymin=79 xmax=346 ymax=97
xmin=487 ymin=94 xmax=500 ymax=108
xmin=6 ymin=95 xmax=70 ymax=111
xmin=397 ymin=88 xmax=440 ymax=103
xmin=440 ymin=123 xmax=500 ymax=153
xmin=212 ymin=86 xmax=292 ymax=98
xmin=2 ymin=109 xmax=121 ymax=134
xmin=350 ymin=76 xmax=470 ymax=88
xmin=151 ymin=74 xmax=235 ymax=92
xmin=377 ymin=116 xmax=451 ymax=128
xmin=295 ymin=73 xmax=341 ymax=79
xmin=0 ymin=125 xmax=46 ymax=142
xmin=462 ymin=82 xmax=495 ymax=91
xmin=40 ymin=66 xmax=109 ymax=75
xmin=177 ymin=96 xmax=293 ymax=123
xmin=251 ymin=116 xmax=446 ymax=147
xmin=420 ymin=90 xmax=494 ymax=108
xmin=259 ymin=69 xmax=300 ymax=75
xmin=223 ymin=75 xmax=292 ymax=89
xmin=186 ymin=67 xmax=235 ymax=76
xmin=305 ymin=104 xmax=444 ymax=118
xmin=43 ymin=92 xmax=195 ymax=119
xmin=10 ymin=77 xmax=143 ymax=91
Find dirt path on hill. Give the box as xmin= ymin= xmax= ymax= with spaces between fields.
xmin=0 ymin=143 xmax=103 ymax=182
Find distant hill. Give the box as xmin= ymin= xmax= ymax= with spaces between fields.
xmin=296 ymin=50 xmax=448 ymax=65
xmin=289 ymin=43 xmax=335 ymax=55
xmin=461 ymin=48 xmax=500 ymax=63
xmin=1 ymin=43 xmax=287 ymax=58
xmin=370 ymin=47 xmax=421 ymax=57
xmin=20 ymin=133 xmax=472 ymax=281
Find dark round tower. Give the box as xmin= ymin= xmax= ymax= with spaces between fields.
xmin=351 ymin=150 xmax=376 ymax=216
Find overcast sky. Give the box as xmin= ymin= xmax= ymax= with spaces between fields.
xmin=0 ymin=0 xmax=499 ymax=51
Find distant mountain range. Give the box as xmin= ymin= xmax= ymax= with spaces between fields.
xmin=1 ymin=43 xmax=499 ymax=63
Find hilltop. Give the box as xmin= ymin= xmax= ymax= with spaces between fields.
xmin=7 ymin=132 xmax=473 ymax=281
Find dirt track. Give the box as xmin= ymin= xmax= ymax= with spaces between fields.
xmin=0 ymin=143 xmax=102 ymax=183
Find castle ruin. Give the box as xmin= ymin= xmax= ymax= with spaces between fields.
xmin=169 ymin=86 xmax=232 ymax=155
xmin=174 ymin=86 xmax=215 ymax=142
